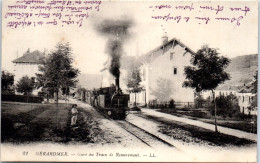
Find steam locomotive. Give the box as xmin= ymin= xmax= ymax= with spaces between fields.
xmin=85 ymin=77 xmax=129 ymax=120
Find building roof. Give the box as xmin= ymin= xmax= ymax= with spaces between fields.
xmin=12 ymin=50 xmax=45 ymax=64
xmin=139 ymin=38 xmax=195 ymax=64
xmin=100 ymin=37 xmax=195 ymax=71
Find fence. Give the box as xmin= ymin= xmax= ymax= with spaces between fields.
xmin=148 ymin=100 xmax=181 ymax=109
xmin=148 ymin=100 xmax=211 ymax=109
xmin=195 ymin=101 xmax=211 ymax=108
xmin=175 ymin=102 xmax=195 ymax=108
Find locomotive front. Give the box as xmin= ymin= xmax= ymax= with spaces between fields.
xmin=92 ymin=77 xmax=129 ymax=119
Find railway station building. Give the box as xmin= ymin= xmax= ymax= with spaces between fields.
xmin=130 ymin=36 xmax=196 ymax=107
xmin=100 ymin=35 xmax=196 ymax=107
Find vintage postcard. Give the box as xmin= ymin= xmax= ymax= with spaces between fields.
xmin=1 ymin=0 xmax=258 ymax=162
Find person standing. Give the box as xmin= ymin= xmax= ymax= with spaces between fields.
xmin=71 ymin=104 xmax=78 ymax=126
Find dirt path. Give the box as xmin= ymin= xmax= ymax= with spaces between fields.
xmin=141 ymin=109 xmax=257 ymax=141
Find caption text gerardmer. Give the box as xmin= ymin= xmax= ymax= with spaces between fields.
xmin=30 ymin=151 xmax=157 ymax=158
xmin=4 ymin=1 xmax=251 ymax=29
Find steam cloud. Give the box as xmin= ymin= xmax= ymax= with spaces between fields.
xmin=96 ymin=19 xmax=133 ymax=78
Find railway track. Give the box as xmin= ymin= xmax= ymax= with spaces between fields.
xmin=116 ymin=120 xmax=175 ymax=149
xmin=96 ymin=108 xmax=176 ymax=149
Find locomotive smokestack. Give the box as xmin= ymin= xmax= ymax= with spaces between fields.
xmin=115 ymin=77 xmax=120 ymax=91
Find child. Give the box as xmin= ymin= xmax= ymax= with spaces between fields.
xmin=71 ymin=104 xmax=78 ymax=126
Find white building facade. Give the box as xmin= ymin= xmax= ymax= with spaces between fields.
xmin=12 ymin=50 xmax=45 ymax=95
xmin=130 ymin=37 xmax=195 ymax=106
xmin=237 ymin=93 xmax=255 ymax=115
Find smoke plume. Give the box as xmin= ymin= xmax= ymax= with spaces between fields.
xmin=96 ymin=19 xmax=133 ymax=78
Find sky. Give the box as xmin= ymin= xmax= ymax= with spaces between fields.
xmin=1 ymin=1 xmax=258 ymax=75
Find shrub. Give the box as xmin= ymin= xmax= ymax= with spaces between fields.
xmin=169 ymin=99 xmax=175 ymax=109
xmin=2 ymin=94 xmax=44 ymax=103
xmin=148 ymin=100 xmax=157 ymax=109
xmin=148 ymin=99 xmax=176 ymax=110
xmin=210 ymin=94 xmax=240 ymax=118
xmin=16 ymin=76 xmax=34 ymax=95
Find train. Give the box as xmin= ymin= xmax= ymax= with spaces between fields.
xmin=84 ymin=77 xmax=129 ymax=120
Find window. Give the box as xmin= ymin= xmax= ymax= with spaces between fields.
xmin=173 ymin=67 xmax=177 ymax=75
xmin=170 ymin=53 xmax=173 ymax=60
xmin=242 ymin=96 xmax=244 ymax=102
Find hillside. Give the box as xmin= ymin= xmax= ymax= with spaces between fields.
xmin=217 ymin=54 xmax=258 ymax=92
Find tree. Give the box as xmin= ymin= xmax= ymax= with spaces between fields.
xmin=16 ymin=76 xmax=34 ymax=95
xmin=36 ymin=42 xmax=80 ymax=103
xmin=75 ymin=85 xmax=86 ymax=99
xmin=1 ymin=71 xmax=14 ymax=89
xmin=249 ymin=71 xmax=257 ymax=111
xmin=212 ymin=94 xmax=240 ymax=118
xmin=183 ymin=45 xmax=230 ymax=132
xmin=126 ymin=65 xmax=142 ymax=106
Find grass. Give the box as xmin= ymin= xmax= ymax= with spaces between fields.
xmin=1 ymin=102 xmax=105 ymax=144
xmin=62 ymin=107 xmax=105 ymax=143
xmin=1 ymin=102 xmax=46 ymax=115
xmin=159 ymin=108 xmax=257 ymax=134
xmin=200 ymin=119 xmax=257 ymax=134
xmin=146 ymin=115 xmax=256 ymax=147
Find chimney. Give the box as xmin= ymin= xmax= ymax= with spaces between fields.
xmin=24 ymin=48 xmax=30 ymax=56
xmin=161 ymin=32 xmax=168 ymax=45
xmin=115 ymin=77 xmax=120 ymax=92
